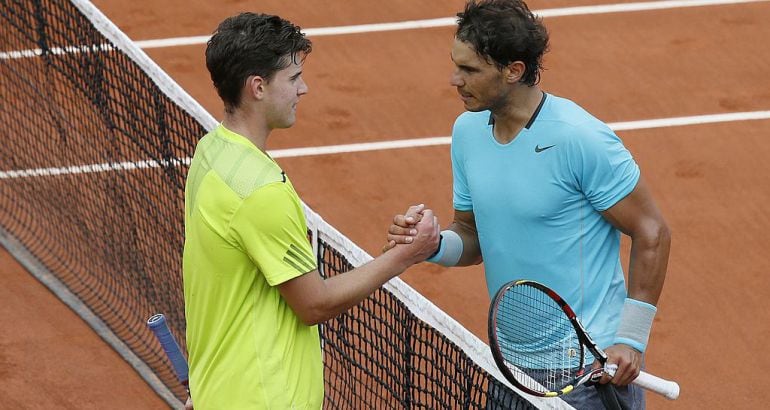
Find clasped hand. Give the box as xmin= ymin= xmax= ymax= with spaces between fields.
xmin=382 ymin=204 xmax=440 ymax=261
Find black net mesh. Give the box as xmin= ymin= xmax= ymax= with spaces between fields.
xmin=317 ymin=240 xmax=536 ymax=409
xmin=1 ymin=0 xmax=200 ymax=401
xmin=1 ymin=1 xmax=542 ymax=409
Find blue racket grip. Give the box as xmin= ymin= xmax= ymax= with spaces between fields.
xmin=147 ymin=313 xmax=189 ymax=386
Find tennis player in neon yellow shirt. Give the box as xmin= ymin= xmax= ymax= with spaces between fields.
xmin=183 ymin=13 xmax=440 ymax=409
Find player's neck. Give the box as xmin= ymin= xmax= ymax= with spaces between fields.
xmin=222 ymin=109 xmax=270 ymax=151
xmin=490 ymin=86 xmax=543 ymax=145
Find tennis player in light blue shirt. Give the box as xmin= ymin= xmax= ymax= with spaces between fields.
xmin=384 ymin=1 xmax=671 ymax=408
xmin=451 ymin=93 xmax=639 ymax=353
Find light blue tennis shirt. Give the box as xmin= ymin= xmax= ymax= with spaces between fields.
xmin=451 ymin=93 xmax=640 ymax=360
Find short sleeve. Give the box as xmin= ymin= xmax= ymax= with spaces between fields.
xmin=570 ymin=125 xmax=640 ymax=211
xmin=230 ymin=182 xmax=316 ymax=286
xmin=451 ymin=117 xmax=473 ymax=211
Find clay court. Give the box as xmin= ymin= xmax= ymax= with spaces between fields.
xmin=2 ymin=0 xmax=770 ymax=408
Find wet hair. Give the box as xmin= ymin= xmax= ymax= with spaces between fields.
xmin=456 ymin=0 xmax=549 ymax=85
xmin=205 ymin=12 xmax=312 ymax=113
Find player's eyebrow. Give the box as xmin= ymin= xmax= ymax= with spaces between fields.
xmin=450 ymin=53 xmax=479 ymax=72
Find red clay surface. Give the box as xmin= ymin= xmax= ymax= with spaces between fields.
xmin=3 ymin=0 xmax=770 ymax=409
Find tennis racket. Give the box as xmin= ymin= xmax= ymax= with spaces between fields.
xmin=147 ymin=313 xmax=189 ymax=391
xmin=488 ymin=279 xmax=679 ymax=400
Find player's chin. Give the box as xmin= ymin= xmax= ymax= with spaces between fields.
xmin=275 ymin=115 xmax=297 ymax=129
xmin=462 ymin=101 xmax=487 ymax=112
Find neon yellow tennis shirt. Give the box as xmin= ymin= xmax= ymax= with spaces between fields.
xmin=183 ymin=124 xmax=323 ymax=409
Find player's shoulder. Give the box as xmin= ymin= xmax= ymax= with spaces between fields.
xmin=226 ymin=154 xmax=284 ymax=199
xmin=204 ymin=128 xmax=285 ymax=198
xmin=540 ymin=94 xmax=601 ymax=126
xmin=538 ymin=94 xmax=616 ymax=141
xmin=192 ymin=129 xmax=217 ymax=154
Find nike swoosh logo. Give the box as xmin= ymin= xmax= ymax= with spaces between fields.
xmin=535 ymin=144 xmax=555 ymax=153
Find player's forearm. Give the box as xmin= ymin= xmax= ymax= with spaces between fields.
xmin=627 ymin=220 xmax=671 ymax=305
xmin=447 ymin=223 xmax=482 ymax=266
xmin=615 ymin=222 xmax=669 ymax=354
xmin=301 ymin=250 xmax=410 ymax=324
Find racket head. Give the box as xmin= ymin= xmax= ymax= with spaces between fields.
xmin=488 ymin=280 xmax=588 ymax=397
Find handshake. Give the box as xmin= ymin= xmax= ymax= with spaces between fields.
xmin=380 ymin=204 xmax=441 ymax=266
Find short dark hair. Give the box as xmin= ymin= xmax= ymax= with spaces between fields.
xmin=205 ymin=13 xmax=312 ymax=113
xmin=456 ymin=0 xmax=549 ymax=86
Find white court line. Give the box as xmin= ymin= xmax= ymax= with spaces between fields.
xmin=269 ymin=110 xmax=770 ymax=158
xmin=134 ymin=0 xmax=769 ymax=48
xmin=0 ymin=158 xmax=190 ymax=179
xmin=2 ymin=110 xmax=768 ymax=179
xmin=1 ymin=0 xmax=767 ymax=58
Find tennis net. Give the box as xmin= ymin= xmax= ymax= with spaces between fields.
xmin=0 ymin=0 xmax=570 ymax=408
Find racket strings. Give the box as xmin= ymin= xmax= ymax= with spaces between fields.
xmin=495 ymin=284 xmax=583 ymax=394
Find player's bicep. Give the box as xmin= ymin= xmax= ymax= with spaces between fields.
xmin=276 ymin=267 xmax=325 ymax=324
xmin=571 ymin=126 xmax=639 ymax=211
xmin=600 ymin=177 xmax=667 ymax=238
xmin=601 ymin=176 xmax=670 ymax=304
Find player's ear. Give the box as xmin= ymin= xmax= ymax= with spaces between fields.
xmin=504 ymin=61 xmax=526 ymax=84
xmin=245 ymin=75 xmax=266 ymax=100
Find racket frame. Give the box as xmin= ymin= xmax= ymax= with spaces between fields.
xmin=489 ymin=279 xmax=604 ymax=397
xmin=489 ymin=279 xmax=680 ymax=400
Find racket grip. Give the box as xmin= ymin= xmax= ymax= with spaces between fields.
xmin=147 ymin=313 xmax=189 ymax=386
xmin=635 ymin=370 xmax=680 ymax=400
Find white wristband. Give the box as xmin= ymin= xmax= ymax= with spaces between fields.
xmin=614 ymin=298 xmax=657 ymax=353
xmin=425 ymin=230 xmax=463 ymax=266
